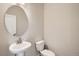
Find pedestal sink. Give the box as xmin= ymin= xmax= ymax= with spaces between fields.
xmin=9 ymin=41 xmax=31 ymax=56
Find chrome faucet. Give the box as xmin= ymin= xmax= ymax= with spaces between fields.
xmin=13 ymin=33 xmax=22 ymax=44
xmin=16 ymin=37 xmax=22 ymax=44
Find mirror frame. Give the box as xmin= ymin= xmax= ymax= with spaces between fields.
xmin=4 ymin=4 xmax=29 ymax=36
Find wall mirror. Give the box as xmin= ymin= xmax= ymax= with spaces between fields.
xmin=4 ymin=5 xmax=28 ymax=36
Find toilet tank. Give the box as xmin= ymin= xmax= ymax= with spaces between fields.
xmin=36 ymin=40 xmax=44 ymax=51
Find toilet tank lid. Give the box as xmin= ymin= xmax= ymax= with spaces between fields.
xmin=36 ymin=40 xmax=44 ymax=44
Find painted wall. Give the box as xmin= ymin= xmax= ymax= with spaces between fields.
xmin=0 ymin=3 xmax=43 ymax=56
xmin=44 ymin=3 xmax=79 ymax=56
xmin=23 ymin=3 xmax=44 ymax=56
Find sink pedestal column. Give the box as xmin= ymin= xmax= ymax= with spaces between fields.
xmin=15 ymin=52 xmax=24 ymax=56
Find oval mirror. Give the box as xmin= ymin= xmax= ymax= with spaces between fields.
xmin=4 ymin=5 xmax=28 ymax=36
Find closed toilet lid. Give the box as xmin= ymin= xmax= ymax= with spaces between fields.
xmin=40 ymin=49 xmax=55 ymax=56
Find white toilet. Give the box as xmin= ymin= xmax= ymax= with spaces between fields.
xmin=35 ymin=40 xmax=55 ymax=56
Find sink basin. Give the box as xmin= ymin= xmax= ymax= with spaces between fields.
xmin=9 ymin=41 xmax=31 ymax=56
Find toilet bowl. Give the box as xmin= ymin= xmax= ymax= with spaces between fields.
xmin=35 ymin=40 xmax=55 ymax=56
xmin=40 ymin=49 xmax=55 ymax=56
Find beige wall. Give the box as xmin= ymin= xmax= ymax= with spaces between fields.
xmin=0 ymin=3 xmax=43 ymax=56
xmin=23 ymin=3 xmax=44 ymax=56
xmin=44 ymin=3 xmax=79 ymax=56
xmin=0 ymin=3 xmax=12 ymax=56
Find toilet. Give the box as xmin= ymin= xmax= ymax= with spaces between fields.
xmin=35 ymin=40 xmax=55 ymax=56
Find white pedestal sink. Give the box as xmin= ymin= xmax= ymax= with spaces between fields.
xmin=9 ymin=41 xmax=31 ymax=56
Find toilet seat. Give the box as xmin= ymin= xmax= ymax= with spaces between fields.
xmin=40 ymin=49 xmax=55 ymax=56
